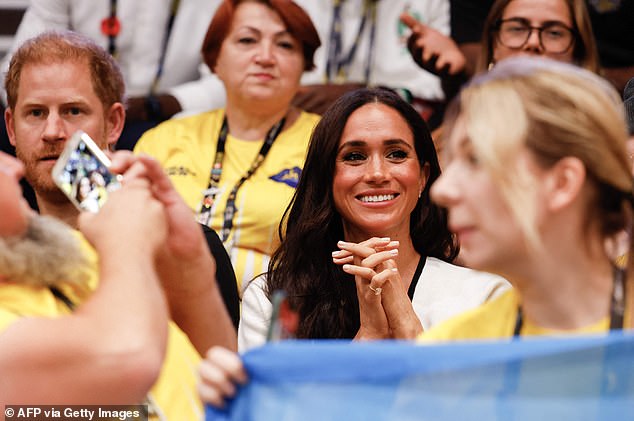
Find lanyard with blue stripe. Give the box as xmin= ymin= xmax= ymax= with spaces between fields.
xmin=197 ymin=115 xmax=286 ymax=242
xmin=325 ymin=0 xmax=377 ymax=84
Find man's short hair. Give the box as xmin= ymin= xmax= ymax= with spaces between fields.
xmin=4 ymin=30 xmax=125 ymax=111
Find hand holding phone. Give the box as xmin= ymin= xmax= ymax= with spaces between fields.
xmin=52 ymin=130 xmax=121 ymax=212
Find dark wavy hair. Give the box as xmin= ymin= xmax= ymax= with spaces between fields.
xmin=267 ymin=88 xmax=458 ymax=339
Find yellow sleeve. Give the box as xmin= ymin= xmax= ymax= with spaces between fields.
xmin=418 ymin=289 xmax=519 ymax=343
xmin=133 ymin=121 xmax=169 ymax=160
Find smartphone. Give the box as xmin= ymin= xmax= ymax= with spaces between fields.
xmin=266 ymin=290 xmax=298 ymax=342
xmin=51 ymin=130 xmax=121 ymax=212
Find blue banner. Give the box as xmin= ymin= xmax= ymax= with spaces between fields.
xmin=206 ymin=332 xmax=634 ymax=421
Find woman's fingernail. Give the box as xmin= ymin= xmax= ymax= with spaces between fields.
xmin=390 ymin=249 xmax=398 ymax=255
xmin=342 ymin=264 xmax=350 ymax=271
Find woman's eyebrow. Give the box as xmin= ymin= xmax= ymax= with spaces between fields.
xmin=337 ymin=140 xmax=367 ymax=152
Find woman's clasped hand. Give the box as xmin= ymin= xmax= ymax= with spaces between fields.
xmin=333 ymin=238 xmax=423 ymax=339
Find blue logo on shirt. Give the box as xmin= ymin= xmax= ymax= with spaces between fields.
xmin=270 ymin=167 xmax=302 ymax=188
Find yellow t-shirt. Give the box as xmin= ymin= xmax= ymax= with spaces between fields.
xmin=0 ymin=234 xmax=201 ymax=420
xmin=135 ymin=109 xmax=320 ymax=291
xmin=419 ymin=289 xmax=613 ymax=343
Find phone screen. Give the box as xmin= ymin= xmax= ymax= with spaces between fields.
xmin=52 ymin=131 xmax=121 ymax=212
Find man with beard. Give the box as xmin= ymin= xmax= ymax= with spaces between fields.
xmin=1 ymin=31 xmax=237 ymax=417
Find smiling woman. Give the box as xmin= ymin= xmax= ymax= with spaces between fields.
xmin=237 ymin=88 xmax=509 ymax=350
xmin=333 ymin=103 xmax=425 ymax=242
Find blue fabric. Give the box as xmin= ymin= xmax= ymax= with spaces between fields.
xmin=206 ymin=332 xmax=634 ymax=421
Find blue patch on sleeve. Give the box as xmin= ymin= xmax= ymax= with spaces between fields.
xmin=269 ymin=166 xmax=302 ymax=188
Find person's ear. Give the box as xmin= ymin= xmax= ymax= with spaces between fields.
xmin=543 ymin=156 xmax=586 ymax=212
xmin=105 ymin=102 xmax=125 ymax=150
xmin=626 ymin=136 xmax=634 ymax=177
xmin=5 ymin=108 xmax=16 ymax=147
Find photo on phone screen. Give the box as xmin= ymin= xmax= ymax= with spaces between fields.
xmin=51 ymin=130 xmax=121 ymax=212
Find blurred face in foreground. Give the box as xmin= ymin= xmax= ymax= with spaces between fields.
xmin=431 ymin=120 xmax=529 ymax=274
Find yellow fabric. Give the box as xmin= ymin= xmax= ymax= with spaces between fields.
xmin=419 ymin=289 xmax=612 ymax=343
xmin=0 ymin=233 xmax=201 ymax=420
xmin=135 ymin=109 xmax=320 ymax=291
xmin=0 ymin=232 xmax=96 ymax=331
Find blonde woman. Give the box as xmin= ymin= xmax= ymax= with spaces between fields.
xmin=425 ymin=57 xmax=632 ymax=340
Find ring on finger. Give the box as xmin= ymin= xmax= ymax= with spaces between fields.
xmin=369 ymin=285 xmax=382 ymax=295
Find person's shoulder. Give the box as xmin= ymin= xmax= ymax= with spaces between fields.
xmin=238 ymin=273 xmax=271 ymax=352
xmin=287 ymin=110 xmax=320 ymax=136
xmin=241 ymin=274 xmax=271 ymax=314
xmin=155 ymin=109 xmax=224 ymax=133
xmin=135 ymin=109 xmax=225 ymax=152
xmin=243 ymin=274 xmax=268 ymax=297
xmin=423 ymin=257 xmax=509 ymax=287
xmin=277 ymin=111 xmax=320 ymax=149
xmin=412 ymin=257 xmax=511 ymax=329
xmin=299 ymin=110 xmax=321 ymax=125
xmin=419 ymin=289 xmax=518 ymax=343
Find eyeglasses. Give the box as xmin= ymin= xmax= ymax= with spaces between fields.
xmin=496 ymin=18 xmax=576 ymax=54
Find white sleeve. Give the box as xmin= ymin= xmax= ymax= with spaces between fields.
xmin=412 ymin=257 xmax=511 ymax=330
xmin=237 ymin=275 xmax=272 ymax=353
xmin=164 ymin=0 xmax=227 ymax=113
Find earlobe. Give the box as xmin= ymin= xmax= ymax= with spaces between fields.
xmin=546 ymin=157 xmax=586 ymax=212
xmin=420 ymin=163 xmax=430 ymax=194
